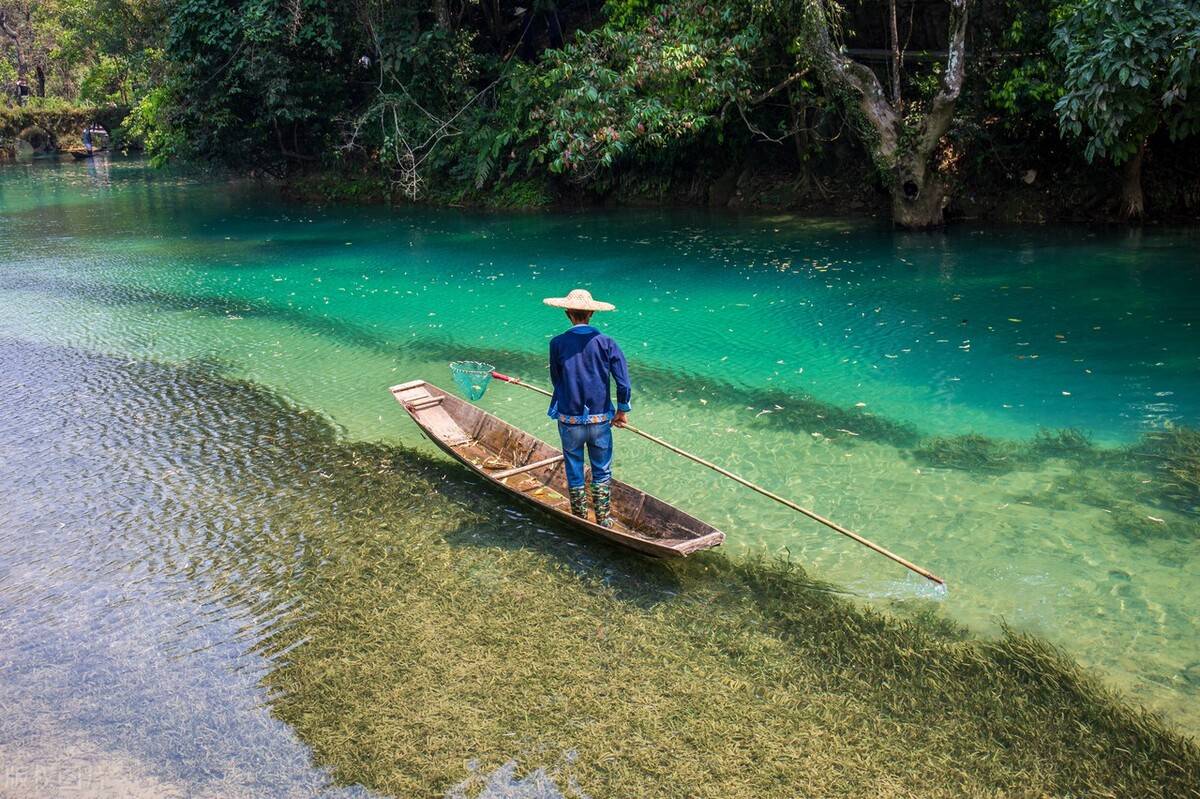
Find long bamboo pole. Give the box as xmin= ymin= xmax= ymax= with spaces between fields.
xmin=489 ymin=371 xmax=944 ymax=585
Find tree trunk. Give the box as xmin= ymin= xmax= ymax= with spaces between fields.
xmin=892 ymin=155 xmax=948 ymax=228
xmin=789 ymin=93 xmax=807 ymax=164
xmin=1120 ymin=142 xmax=1145 ymax=220
xmin=35 ymin=64 xmax=44 ymax=97
xmin=433 ymin=0 xmax=451 ymax=29
xmin=0 ymin=10 xmax=26 ymax=90
xmin=888 ymin=0 xmax=902 ymax=109
xmin=804 ymin=0 xmax=969 ymax=229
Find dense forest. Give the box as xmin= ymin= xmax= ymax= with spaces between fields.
xmin=2 ymin=0 xmax=1198 ymax=227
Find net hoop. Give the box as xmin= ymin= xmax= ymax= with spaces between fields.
xmin=449 ymin=361 xmax=496 ymax=401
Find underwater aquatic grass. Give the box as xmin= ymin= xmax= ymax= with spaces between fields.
xmin=1029 ymin=426 xmax=1094 ymax=457
xmin=914 ymin=425 xmax=1200 ymax=542
xmin=64 ymin=344 xmax=1200 ymax=796
xmin=1105 ymin=502 xmax=1195 ymax=543
xmin=1134 ymin=426 xmax=1200 ymax=513
xmin=913 ymin=427 xmax=1097 ymax=475
xmin=5 ymin=340 xmax=1199 ymax=797
xmin=247 ymin=445 xmax=1200 ymax=798
xmin=912 ymin=433 xmax=1037 ymax=474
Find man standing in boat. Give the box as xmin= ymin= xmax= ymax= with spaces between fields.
xmin=544 ymin=289 xmax=631 ymax=528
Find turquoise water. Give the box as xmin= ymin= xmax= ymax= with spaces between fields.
xmin=1 ymin=157 xmax=1198 ymax=791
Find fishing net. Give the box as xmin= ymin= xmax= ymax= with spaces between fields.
xmin=449 ymin=361 xmax=495 ymax=401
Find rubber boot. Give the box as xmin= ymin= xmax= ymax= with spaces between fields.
xmin=568 ymin=485 xmax=589 ymax=519
xmin=590 ymin=481 xmax=614 ymax=528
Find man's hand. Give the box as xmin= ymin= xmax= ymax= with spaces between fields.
xmin=613 ymin=411 xmax=628 ymax=428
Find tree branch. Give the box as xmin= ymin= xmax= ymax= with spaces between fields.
xmin=0 ymin=10 xmax=18 ymax=41
xmin=888 ymin=0 xmax=902 ymax=109
xmin=802 ymin=0 xmax=898 ymax=161
xmin=749 ymin=69 xmax=809 ymax=106
xmin=917 ymin=0 xmax=969 ymax=156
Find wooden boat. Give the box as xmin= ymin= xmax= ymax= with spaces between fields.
xmin=71 ymin=149 xmax=97 ymax=160
xmin=391 ymin=380 xmax=725 ymax=557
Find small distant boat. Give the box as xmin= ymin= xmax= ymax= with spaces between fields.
xmin=70 ymin=149 xmax=106 ymax=160
xmin=391 ymin=380 xmax=725 ymax=557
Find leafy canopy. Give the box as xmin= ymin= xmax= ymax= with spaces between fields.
xmin=1053 ymin=0 xmax=1200 ymax=162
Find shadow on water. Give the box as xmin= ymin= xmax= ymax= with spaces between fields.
xmin=911 ymin=425 xmax=1200 ymax=545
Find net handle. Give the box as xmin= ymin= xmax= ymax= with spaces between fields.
xmin=490 ymin=371 xmax=551 ymax=397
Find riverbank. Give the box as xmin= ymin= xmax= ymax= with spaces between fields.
xmin=281 ymin=128 xmax=1200 ymax=225
xmin=16 ymin=103 xmax=1190 ymax=225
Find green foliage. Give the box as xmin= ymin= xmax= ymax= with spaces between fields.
xmin=436 ymin=176 xmax=553 ymax=208
xmin=11 ymin=0 xmax=1195 ymax=215
xmin=141 ymin=0 xmax=356 ymax=170
xmin=603 ymin=0 xmax=658 ymax=29
xmin=530 ymin=0 xmax=768 ymax=179
xmin=487 ymin=178 xmax=552 ymax=207
xmin=983 ymin=0 xmax=1064 ymax=128
xmin=78 ymin=53 xmax=125 ymax=104
xmin=124 ymin=84 xmax=184 ymax=165
xmin=4 ymin=95 xmax=80 ymax=112
xmin=1053 ymin=0 xmax=1200 ymax=163
xmin=353 ymin=23 xmax=490 ymax=193
xmin=0 ymin=0 xmax=166 ymax=104
xmin=282 ymin=168 xmax=389 ymax=203
xmin=0 ymin=55 xmax=14 ymax=89
xmin=65 ymin=0 xmax=168 ymax=99
xmin=319 ymin=0 xmax=819 ymax=198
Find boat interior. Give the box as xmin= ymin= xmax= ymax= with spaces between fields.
xmin=391 ymin=380 xmax=717 ymax=547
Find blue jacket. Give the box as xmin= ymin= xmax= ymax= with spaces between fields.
xmin=547 ymin=325 xmax=632 ymax=424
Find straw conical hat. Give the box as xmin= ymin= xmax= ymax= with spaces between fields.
xmin=543 ymin=288 xmax=616 ymax=312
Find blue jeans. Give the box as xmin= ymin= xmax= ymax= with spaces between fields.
xmin=558 ymin=421 xmax=613 ymax=488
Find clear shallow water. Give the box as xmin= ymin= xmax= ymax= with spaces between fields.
xmin=1 ymin=157 xmax=1198 ymax=791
